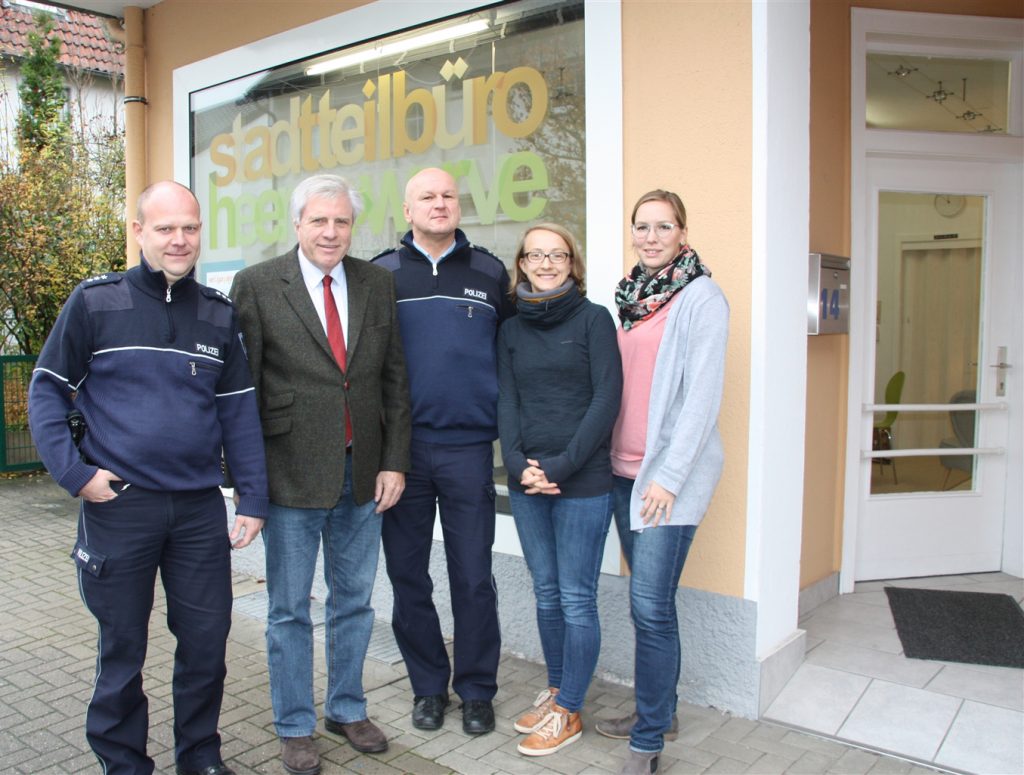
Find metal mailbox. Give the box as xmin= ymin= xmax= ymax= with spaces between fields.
xmin=808 ymin=253 xmax=850 ymax=335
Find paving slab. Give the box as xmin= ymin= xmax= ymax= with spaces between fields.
xmin=1 ymin=474 xmax=945 ymax=774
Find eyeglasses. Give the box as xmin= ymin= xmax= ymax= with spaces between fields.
xmin=631 ymin=222 xmax=679 ymax=238
xmin=522 ymin=250 xmax=571 ymax=264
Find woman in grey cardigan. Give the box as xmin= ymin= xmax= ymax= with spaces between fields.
xmin=597 ymin=190 xmax=729 ymax=775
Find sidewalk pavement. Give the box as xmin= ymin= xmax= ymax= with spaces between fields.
xmin=1 ymin=474 xmax=943 ymax=774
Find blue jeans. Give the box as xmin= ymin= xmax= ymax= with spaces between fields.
xmin=510 ymin=490 xmax=612 ymax=712
xmin=263 ymin=459 xmax=381 ymax=736
xmin=612 ymin=475 xmax=697 ymax=754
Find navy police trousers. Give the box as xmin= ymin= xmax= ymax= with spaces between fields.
xmin=72 ymin=484 xmax=231 ymax=775
xmin=381 ymin=439 xmax=501 ymax=701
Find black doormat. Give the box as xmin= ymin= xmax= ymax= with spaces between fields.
xmin=885 ymin=586 xmax=1024 ymax=668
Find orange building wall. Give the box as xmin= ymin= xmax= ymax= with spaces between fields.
xmin=801 ymin=0 xmax=1023 ymax=590
xmin=622 ymin=0 xmax=752 ymax=598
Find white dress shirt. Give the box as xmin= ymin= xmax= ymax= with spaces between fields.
xmin=297 ymin=250 xmax=348 ymax=348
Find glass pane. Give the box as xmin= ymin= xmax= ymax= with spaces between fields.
xmin=189 ymin=0 xmax=586 ymax=287
xmin=493 ymin=439 xmax=511 ymax=515
xmin=866 ymin=53 xmax=1010 ymax=134
xmin=871 ymin=452 xmax=975 ymax=494
xmin=871 ymin=191 xmax=984 ymax=494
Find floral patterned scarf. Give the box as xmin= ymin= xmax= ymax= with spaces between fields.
xmin=615 ymin=244 xmax=711 ymax=330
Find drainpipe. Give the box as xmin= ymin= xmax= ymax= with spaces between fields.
xmin=122 ymin=6 xmax=146 ymax=267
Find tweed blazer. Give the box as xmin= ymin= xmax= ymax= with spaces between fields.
xmin=230 ymin=247 xmax=411 ymax=508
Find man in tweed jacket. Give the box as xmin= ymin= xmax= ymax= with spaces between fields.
xmin=230 ymin=174 xmax=410 ymax=775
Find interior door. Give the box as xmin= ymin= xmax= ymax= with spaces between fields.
xmin=854 ymin=158 xmax=1020 ymax=581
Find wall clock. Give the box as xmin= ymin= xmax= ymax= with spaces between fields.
xmin=934 ymin=194 xmax=966 ymax=218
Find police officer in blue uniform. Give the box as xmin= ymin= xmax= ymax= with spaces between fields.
xmin=28 ymin=181 xmax=269 ymax=775
xmin=372 ymin=167 xmax=515 ymax=736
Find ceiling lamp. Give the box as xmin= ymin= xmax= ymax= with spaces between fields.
xmin=305 ymin=19 xmax=490 ymax=77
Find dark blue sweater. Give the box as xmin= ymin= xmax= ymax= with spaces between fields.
xmin=497 ymin=284 xmax=622 ymax=497
xmin=28 ymin=260 xmax=269 ymax=517
xmin=372 ymin=230 xmax=514 ymax=444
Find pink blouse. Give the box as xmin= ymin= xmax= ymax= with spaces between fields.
xmin=610 ymin=295 xmax=676 ymax=479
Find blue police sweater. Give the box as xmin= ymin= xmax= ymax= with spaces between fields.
xmin=372 ymin=229 xmax=515 ymax=445
xmin=28 ymin=260 xmax=269 ymax=517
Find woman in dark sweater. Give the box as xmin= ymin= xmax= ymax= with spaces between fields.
xmin=497 ymin=223 xmax=622 ymax=757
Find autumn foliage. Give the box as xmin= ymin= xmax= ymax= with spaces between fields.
xmin=0 ymin=12 xmax=125 ymax=355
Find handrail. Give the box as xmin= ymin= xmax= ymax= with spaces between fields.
xmin=864 ymin=402 xmax=1007 ymax=413
xmin=863 ymin=447 xmax=1003 ymax=459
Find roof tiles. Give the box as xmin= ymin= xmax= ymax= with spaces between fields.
xmin=0 ymin=3 xmax=124 ymax=78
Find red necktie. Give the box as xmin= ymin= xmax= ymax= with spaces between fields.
xmin=323 ymin=275 xmax=352 ymax=445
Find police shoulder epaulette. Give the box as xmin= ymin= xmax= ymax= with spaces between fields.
xmin=469 ymin=243 xmax=501 ymax=260
xmin=81 ymin=272 xmax=123 ymax=287
xmin=370 ymin=246 xmax=400 ymax=262
xmin=200 ymin=285 xmax=233 ymax=305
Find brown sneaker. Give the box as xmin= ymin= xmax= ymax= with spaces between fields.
xmin=323 ymin=717 xmax=389 ymax=753
xmin=280 ymin=736 xmax=320 ymax=775
xmin=514 ymin=687 xmax=559 ymax=733
xmin=595 ymin=712 xmax=678 ymax=740
xmin=516 ymin=704 xmax=582 ymax=756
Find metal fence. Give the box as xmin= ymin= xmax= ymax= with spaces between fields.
xmin=1 ymin=355 xmax=42 ymax=472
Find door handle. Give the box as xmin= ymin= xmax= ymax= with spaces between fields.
xmin=990 ymin=346 xmax=1010 ymax=397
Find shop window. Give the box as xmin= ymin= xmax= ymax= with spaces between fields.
xmin=188 ymin=0 xmax=588 ymax=525
xmin=189 ymin=0 xmax=586 ymax=280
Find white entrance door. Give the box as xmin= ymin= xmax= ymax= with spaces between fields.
xmin=853 ymin=157 xmax=1021 ymax=581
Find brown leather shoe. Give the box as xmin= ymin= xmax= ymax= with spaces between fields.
xmin=324 ymin=717 xmax=389 ymax=753
xmin=280 ymin=736 xmax=320 ymax=775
